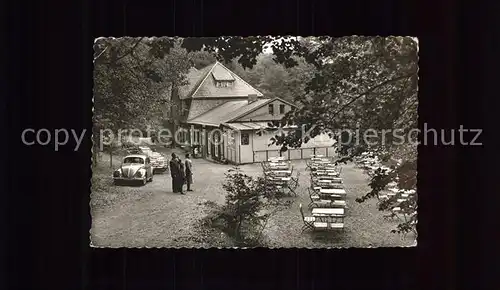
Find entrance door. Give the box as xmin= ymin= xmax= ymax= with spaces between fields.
xmin=212 ymin=130 xmax=221 ymax=159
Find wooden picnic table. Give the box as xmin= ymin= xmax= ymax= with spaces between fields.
xmin=313 ymin=184 xmax=344 ymax=194
xmin=316 ymin=184 xmax=344 ymax=190
xmin=314 ymin=179 xmax=334 ymax=183
xmin=269 ymin=156 xmax=286 ymax=161
xmin=314 ymin=170 xmax=337 ymax=173
xmin=313 ymin=172 xmax=340 ymax=177
xmin=312 ymin=174 xmax=341 ymax=178
xmin=269 ymin=170 xmax=292 ymax=174
xmin=312 ymin=178 xmax=342 ymax=183
xmin=312 ymin=208 xmax=344 ymax=216
xmin=313 ymin=169 xmax=338 ymax=172
xmin=311 ymin=164 xmax=335 ymax=167
xmin=319 ymin=188 xmax=346 ymax=195
xmin=269 ymin=163 xmax=290 ymax=168
xmin=312 ymin=200 xmax=346 ymax=209
xmin=271 ymin=177 xmax=291 ymax=181
xmin=315 ymin=178 xmax=342 ymax=183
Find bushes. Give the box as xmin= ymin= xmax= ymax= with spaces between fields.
xmin=356 ymin=159 xmax=417 ymax=238
xmin=203 ymin=166 xmax=291 ymax=246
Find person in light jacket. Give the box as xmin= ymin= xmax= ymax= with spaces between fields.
xmin=185 ymin=153 xmax=193 ymax=191
xmin=177 ymin=156 xmax=186 ymax=193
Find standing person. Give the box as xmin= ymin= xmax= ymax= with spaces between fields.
xmin=176 ymin=155 xmax=186 ymax=194
xmin=169 ymin=153 xmax=181 ymax=193
xmin=185 ymin=154 xmax=193 ymax=191
xmin=169 ymin=153 xmax=179 ymax=193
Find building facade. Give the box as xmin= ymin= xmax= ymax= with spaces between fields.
xmin=171 ymin=61 xmax=336 ymax=164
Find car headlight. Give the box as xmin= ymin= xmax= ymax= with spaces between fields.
xmin=135 ymin=170 xmax=144 ymax=177
xmin=113 ymin=170 xmax=121 ymax=177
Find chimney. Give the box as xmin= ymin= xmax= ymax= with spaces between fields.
xmin=248 ymin=94 xmax=258 ymax=104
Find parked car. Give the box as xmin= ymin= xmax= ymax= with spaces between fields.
xmin=137 ymin=146 xmax=168 ymax=173
xmin=150 ymin=151 xmax=168 ymax=173
xmin=113 ymin=155 xmax=153 ymax=185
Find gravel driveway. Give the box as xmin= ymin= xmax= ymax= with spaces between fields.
xmin=91 ymin=151 xmax=416 ymax=248
xmin=91 ymin=154 xmax=236 ymax=248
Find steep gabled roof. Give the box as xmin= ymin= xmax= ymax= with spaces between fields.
xmin=178 ymin=66 xmax=213 ymax=98
xmin=187 ymin=99 xmax=270 ymax=126
xmin=226 ymin=97 xmax=298 ymax=122
xmin=186 ymin=97 xmax=298 ymax=127
xmin=211 ymin=64 xmax=235 ymax=81
xmin=178 ymin=61 xmax=264 ymax=100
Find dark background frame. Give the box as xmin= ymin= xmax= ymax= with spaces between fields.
xmin=2 ymin=0 xmax=495 ymax=289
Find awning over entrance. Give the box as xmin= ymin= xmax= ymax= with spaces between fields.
xmin=222 ymin=122 xmax=298 ymax=131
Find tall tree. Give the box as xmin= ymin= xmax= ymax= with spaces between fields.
xmin=93 ymin=37 xmax=192 ymax=164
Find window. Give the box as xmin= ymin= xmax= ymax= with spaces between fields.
xmin=268 ymin=104 xmax=274 ymax=115
xmin=279 ymin=104 xmax=285 ymax=114
xmin=195 ymin=131 xmax=200 ymax=145
xmin=216 ymin=81 xmax=233 ymax=87
xmin=241 ymin=132 xmax=250 ymax=145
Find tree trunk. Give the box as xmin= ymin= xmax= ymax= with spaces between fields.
xmin=171 ymin=122 xmax=177 ymax=149
xmin=109 ymin=148 xmax=113 ymax=169
xmin=236 ymin=201 xmax=243 ymax=241
xmin=256 ymin=215 xmax=270 ymax=242
xmin=170 ymin=83 xmax=177 ymax=149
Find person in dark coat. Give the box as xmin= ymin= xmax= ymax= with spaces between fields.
xmin=177 ymin=156 xmax=186 ymax=194
xmin=185 ymin=153 xmax=193 ymax=191
xmin=169 ymin=153 xmax=179 ymax=193
xmin=169 ymin=153 xmax=184 ymax=194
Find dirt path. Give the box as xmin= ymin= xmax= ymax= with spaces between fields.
xmin=91 ymin=155 xmax=236 ymax=247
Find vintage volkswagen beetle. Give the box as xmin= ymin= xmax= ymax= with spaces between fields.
xmin=113 ymin=154 xmax=153 ymax=185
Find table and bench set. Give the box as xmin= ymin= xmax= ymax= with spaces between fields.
xmin=262 ymin=156 xmax=300 ymax=196
xmin=300 ymin=155 xmax=346 ymax=232
xmin=261 ymin=155 xmax=346 ymax=233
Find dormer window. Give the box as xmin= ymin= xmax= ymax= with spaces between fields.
xmin=215 ymin=80 xmax=233 ymax=87
xmin=212 ymin=65 xmax=235 ymax=88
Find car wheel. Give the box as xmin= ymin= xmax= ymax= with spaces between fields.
xmin=142 ymin=177 xmax=147 ymax=186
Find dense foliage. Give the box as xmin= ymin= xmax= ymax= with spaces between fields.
xmin=224 ymin=53 xmax=316 ymax=103
xmin=204 ymin=166 xmax=291 ymax=246
xmin=93 ymin=37 xmax=215 ymax=164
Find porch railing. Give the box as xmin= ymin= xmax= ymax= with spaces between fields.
xmin=252 ymin=147 xmax=337 ymax=163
